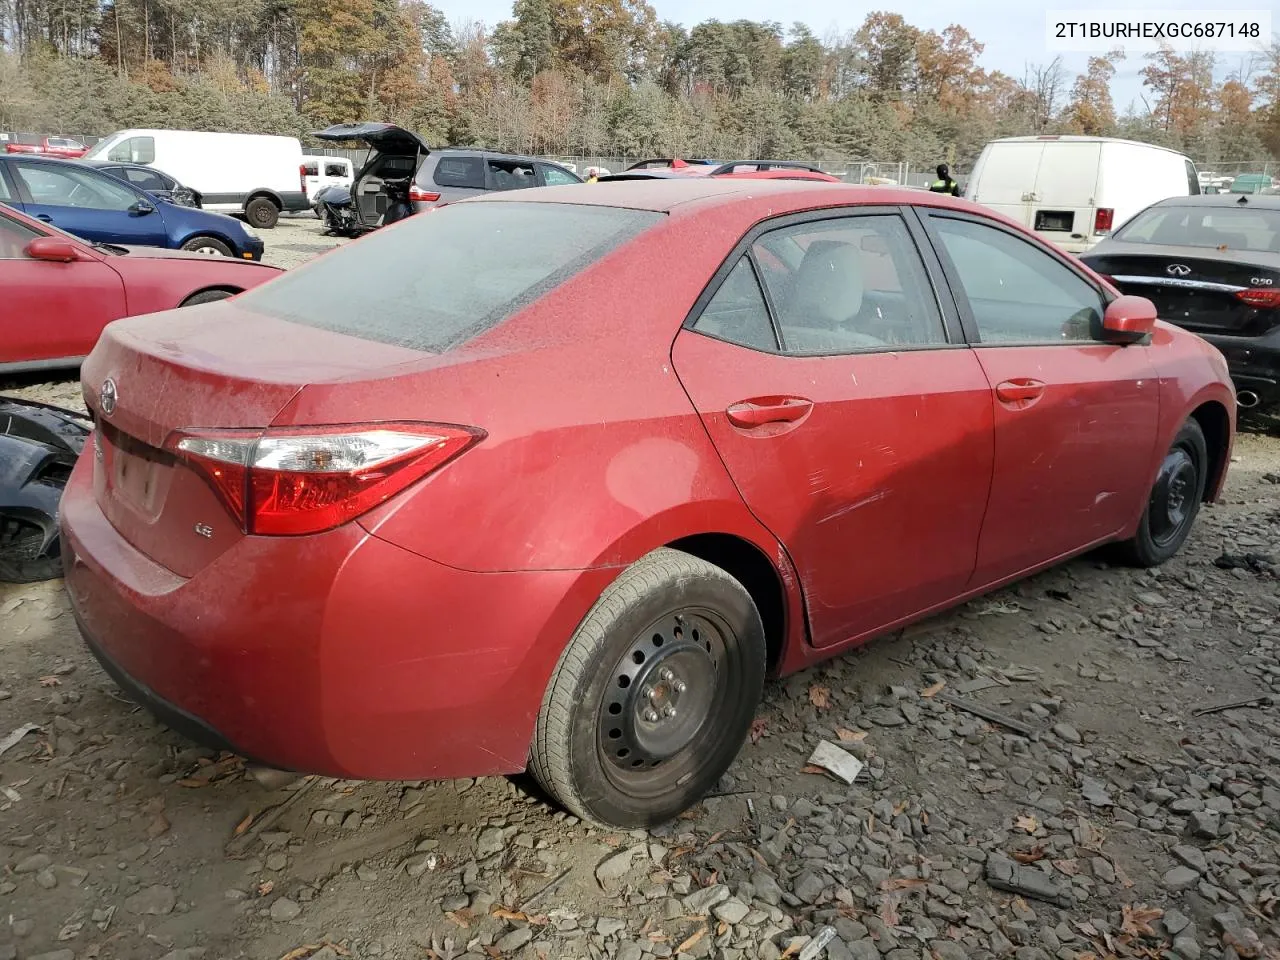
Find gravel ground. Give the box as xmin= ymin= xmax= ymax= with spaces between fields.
xmin=2 ymin=218 xmax=1279 ymax=960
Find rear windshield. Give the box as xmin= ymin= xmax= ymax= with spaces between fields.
xmin=1115 ymin=205 xmax=1280 ymax=253
xmin=239 ymin=201 xmax=662 ymax=351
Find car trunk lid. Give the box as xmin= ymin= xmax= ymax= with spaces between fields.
xmin=80 ymin=304 xmax=429 ymax=577
xmin=1085 ymin=250 xmax=1280 ymax=336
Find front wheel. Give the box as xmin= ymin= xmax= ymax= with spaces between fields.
xmin=1116 ymin=418 xmax=1208 ymax=567
xmin=181 ymin=236 xmax=233 ymax=257
xmin=530 ymin=549 xmax=766 ymax=828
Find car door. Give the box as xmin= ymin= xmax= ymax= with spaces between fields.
xmin=0 ymin=210 xmax=127 ymax=367
xmin=12 ymin=161 xmax=168 ymax=247
xmin=486 ymin=158 xmax=539 ymax=192
xmin=917 ymin=209 xmax=1160 ymax=586
xmin=672 ymin=210 xmax=995 ymax=649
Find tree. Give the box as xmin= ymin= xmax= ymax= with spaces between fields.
xmin=1020 ymin=57 xmax=1066 ymax=132
xmin=1066 ymin=50 xmax=1123 ymax=135
xmin=854 ymin=12 xmax=918 ymax=98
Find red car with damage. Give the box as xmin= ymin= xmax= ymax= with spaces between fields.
xmin=0 ymin=204 xmax=280 ymax=373
xmin=5 ymin=136 xmax=89 ymax=159
xmin=60 ymin=179 xmax=1235 ymax=827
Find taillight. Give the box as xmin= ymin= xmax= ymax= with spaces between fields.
xmin=1236 ymin=288 xmax=1280 ymax=309
xmin=300 ymin=164 xmax=308 ymax=198
xmin=168 ymin=423 xmax=483 ymax=536
xmin=408 ymin=185 xmax=441 ymax=203
xmin=1093 ymin=208 xmax=1114 ymax=234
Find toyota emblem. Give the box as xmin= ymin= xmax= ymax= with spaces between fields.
xmin=1166 ymin=263 xmax=1192 ymax=277
xmin=100 ymin=378 xmax=118 ymax=417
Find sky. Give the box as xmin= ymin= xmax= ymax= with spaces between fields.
xmin=434 ymin=0 xmax=1274 ymax=113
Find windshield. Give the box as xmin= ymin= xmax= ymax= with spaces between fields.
xmin=81 ymin=135 xmax=119 ymax=161
xmin=1114 ymin=205 xmax=1280 ymax=254
xmin=238 ymin=201 xmax=662 ymax=352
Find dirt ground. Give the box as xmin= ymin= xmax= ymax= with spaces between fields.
xmin=2 ymin=218 xmax=1278 ymax=960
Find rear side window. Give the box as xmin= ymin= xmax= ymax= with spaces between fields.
xmin=433 ymin=156 xmax=485 ymax=189
xmin=303 ymin=162 xmax=319 ymax=176
xmin=488 ymin=159 xmax=538 ymax=190
xmin=325 ymin=162 xmax=347 ymax=178
xmin=1185 ymin=160 xmax=1200 ymax=196
xmin=694 ymin=258 xmax=778 ymax=351
xmin=239 ymin=202 xmax=662 ymax=352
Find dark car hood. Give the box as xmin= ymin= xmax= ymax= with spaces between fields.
xmin=312 ymin=123 xmax=430 ymax=156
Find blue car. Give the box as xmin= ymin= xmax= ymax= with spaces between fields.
xmin=0 ymin=155 xmax=264 ymax=260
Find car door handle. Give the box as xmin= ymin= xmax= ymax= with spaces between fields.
xmin=34 ymin=214 xmax=53 ymax=222
xmin=995 ymin=379 xmax=1046 ymax=403
xmin=726 ymin=397 xmax=813 ymax=428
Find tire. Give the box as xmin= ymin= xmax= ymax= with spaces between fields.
xmin=181 ymin=289 xmax=234 ymax=307
xmin=530 ymin=548 xmax=766 ymax=828
xmin=180 ymin=236 xmax=233 ymax=257
xmin=1116 ymin=419 xmax=1208 ymax=567
xmin=245 ymin=196 xmax=280 ymax=229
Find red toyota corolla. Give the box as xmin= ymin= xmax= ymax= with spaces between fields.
xmin=0 ymin=204 xmax=279 ymax=373
xmin=61 ymin=180 xmax=1235 ymax=827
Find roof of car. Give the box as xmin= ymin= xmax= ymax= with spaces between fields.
xmin=434 ymin=148 xmax=571 ymax=166
xmin=477 ymin=177 xmax=956 ymax=214
xmin=1151 ymin=194 xmax=1280 ymax=209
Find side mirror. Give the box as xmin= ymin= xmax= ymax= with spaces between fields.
xmin=1101 ymin=295 xmax=1157 ymax=344
xmin=130 ymin=200 xmax=155 ymax=215
xmin=25 ymin=237 xmax=81 ymax=262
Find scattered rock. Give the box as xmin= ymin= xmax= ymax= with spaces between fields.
xmin=270 ymin=898 xmax=302 ymax=922
xmin=124 ymin=884 xmax=176 ymax=916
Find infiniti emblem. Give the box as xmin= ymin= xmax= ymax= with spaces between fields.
xmin=1166 ymin=263 xmax=1192 ymax=277
xmin=100 ymin=378 xmax=117 ymax=416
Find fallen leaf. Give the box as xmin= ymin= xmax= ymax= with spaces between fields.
xmin=893 ymin=800 xmax=908 ymax=816
xmin=1114 ymin=862 xmax=1135 ymax=889
xmin=1015 ymin=814 xmax=1040 ymax=833
xmin=809 ymin=684 xmax=832 ymax=710
xmin=920 ymin=679 xmax=946 ymax=698
xmin=781 ymin=942 xmax=803 ymax=958
xmin=233 ymin=812 xmax=254 ymax=837
xmin=749 ymin=717 xmax=768 ymax=744
xmin=39 ymin=676 xmax=61 ymax=687
xmin=1075 ymin=922 xmax=1100 ymax=938
xmin=880 ymin=877 xmax=927 ymax=891
xmin=705 ymin=832 xmax=726 ymax=847
xmin=493 ymin=908 xmax=527 ymax=922
xmin=483 ymin=946 xmax=501 ymax=959
xmin=835 ymin=727 xmax=868 ymax=743
xmin=1120 ymin=905 xmax=1163 ymax=939
xmin=676 ymin=927 xmax=706 ymax=953
xmin=1053 ymin=859 xmax=1080 ymax=876
xmin=1012 ymin=846 xmax=1045 ymax=864
xmin=800 ymin=764 xmax=829 ymax=776
xmin=278 ymin=947 xmax=324 ymax=960
xmin=879 ymin=894 xmax=901 ymax=927
xmin=445 ymin=909 xmax=472 ymax=928
xmin=257 ymin=880 xmax=274 ymax=897
xmin=147 ymin=813 xmax=170 ymax=839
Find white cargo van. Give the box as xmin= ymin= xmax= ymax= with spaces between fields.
xmin=83 ymin=129 xmax=308 ymax=228
xmin=964 ymin=136 xmax=1200 ymax=253
xmin=302 ymin=155 xmax=353 ymax=196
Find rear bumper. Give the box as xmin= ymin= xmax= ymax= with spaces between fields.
xmin=1198 ymin=327 xmax=1280 ymax=409
xmin=59 ymin=456 xmax=616 ymax=779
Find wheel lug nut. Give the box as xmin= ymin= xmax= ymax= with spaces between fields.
xmin=660 ymin=668 xmax=674 ymax=681
xmin=663 ymin=705 xmax=676 ymax=718
xmin=643 ymin=686 xmax=656 ymax=701
xmin=674 ymin=680 xmax=687 ymax=693
xmin=644 ymin=709 xmax=659 ymax=722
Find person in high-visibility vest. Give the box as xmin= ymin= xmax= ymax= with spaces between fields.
xmin=929 ymin=163 xmax=961 ymax=196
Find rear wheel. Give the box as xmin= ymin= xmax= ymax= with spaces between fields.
xmin=245 ymin=196 xmax=280 ymax=229
xmin=1116 ymin=419 xmax=1208 ymax=567
xmin=181 ymin=236 xmax=233 ymax=257
xmin=530 ymin=548 xmax=766 ymax=827
xmin=181 ymin=289 xmax=234 ymax=307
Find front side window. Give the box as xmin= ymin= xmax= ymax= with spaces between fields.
xmin=0 ymin=213 xmax=40 ymax=258
xmin=931 ymin=216 xmax=1103 ymax=344
xmin=540 ymin=164 xmax=580 ymax=186
xmin=752 ymin=215 xmax=946 ymax=354
xmin=488 ymin=159 xmax=538 ymax=191
xmin=106 ymin=136 xmax=155 ymax=164
xmin=16 ymin=164 xmax=139 ymax=211
xmin=124 ymin=167 xmax=167 ymax=191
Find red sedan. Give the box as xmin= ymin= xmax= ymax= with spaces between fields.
xmin=0 ymin=204 xmax=280 ymax=373
xmin=61 ymin=180 xmax=1235 ymax=827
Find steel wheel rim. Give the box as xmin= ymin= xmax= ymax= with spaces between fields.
xmin=192 ymin=245 xmax=225 ymax=257
xmin=1149 ymin=445 xmax=1198 ymax=546
xmin=597 ymin=610 xmax=730 ymax=797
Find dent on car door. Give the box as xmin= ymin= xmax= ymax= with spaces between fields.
xmin=672 ymin=210 xmax=996 ymax=650
xmin=919 ymin=210 xmax=1160 ymax=585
